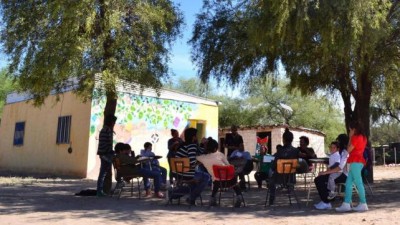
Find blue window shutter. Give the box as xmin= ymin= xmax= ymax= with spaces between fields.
xmin=13 ymin=122 xmax=25 ymax=145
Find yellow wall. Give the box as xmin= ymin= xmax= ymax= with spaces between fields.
xmin=0 ymin=92 xmax=91 ymax=177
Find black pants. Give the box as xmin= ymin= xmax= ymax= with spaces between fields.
xmin=254 ymin=171 xmax=268 ymax=188
xmin=212 ymin=179 xmax=242 ymax=197
xmin=314 ymin=173 xmax=347 ymax=203
xmin=238 ymin=160 xmax=254 ymax=187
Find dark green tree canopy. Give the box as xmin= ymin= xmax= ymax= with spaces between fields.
xmin=190 ymin=0 xmax=400 ymax=136
xmin=0 ymin=0 xmax=183 ymax=109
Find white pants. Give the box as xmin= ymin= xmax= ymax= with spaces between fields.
xmin=328 ymin=172 xmax=342 ymax=192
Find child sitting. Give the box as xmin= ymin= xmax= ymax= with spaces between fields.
xmin=326 ymin=141 xmax=342 ymax=200
xmin=140 ymin=142 xmax=167 ymax=195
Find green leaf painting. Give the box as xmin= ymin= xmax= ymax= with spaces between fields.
xmin=89 ymin=91 xmax=198 ymax=136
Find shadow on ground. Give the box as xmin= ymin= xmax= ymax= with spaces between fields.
xmin=0 ymin=174 xmax=398 ymax=223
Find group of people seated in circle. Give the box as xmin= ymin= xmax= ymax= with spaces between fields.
xmin=109 ymin=120 xmax=368 ymax=211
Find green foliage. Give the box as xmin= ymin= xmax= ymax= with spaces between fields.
xmin=243 ymin=77 xmax=345 ymax=145
xmin=0 ymin=68 xmax=17 ymax=117
xmin=370 ymin=121 xmax=400 ymax=146
xmin=191 ymin=0 xmax=400 ymax=137
xmin=0 ymin=0 xmax=183 ymax=107
xmin=168 ymin=76 xmax=345 ymax=146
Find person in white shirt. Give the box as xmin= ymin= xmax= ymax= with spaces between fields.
xmin=197 ymin=137 xmax=243 ymax=207
xmin=325 ymin=141 xmax=342 ymax=200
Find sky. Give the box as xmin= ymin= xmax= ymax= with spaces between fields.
xmin=168 ymin=0 xmax=203 ymax=80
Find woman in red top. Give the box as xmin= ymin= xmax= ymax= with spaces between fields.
xmin=336 ymin=120 xmax=368 ymax=212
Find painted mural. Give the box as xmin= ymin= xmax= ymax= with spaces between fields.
xmin=89 ymin=91 xmax=198 ymax=166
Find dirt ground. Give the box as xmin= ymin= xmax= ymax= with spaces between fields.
xmin=0 ymin=166 xmax=400 ymax=225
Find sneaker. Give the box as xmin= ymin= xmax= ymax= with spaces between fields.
xmin=327 ymin=192 xmax=337 ymax=200
xmin=314 ymin=201 xmax=324 ymax=208
xmin=315 ymin=202 xmax=332 ymax=210
xmin=153 ymin=192 xmax=165 ymax=199
xmin=96 ymin=191 xmax=107 ymax=197
xmin=144 ymin=190 xmax=152 ymax=198
xmin=335 ymin=202 xmax=352 ymax=212
xmin=353 ymin=203 xmax=368 ymax=212
xmin=234 ymin=196 xmax=243 ymax=208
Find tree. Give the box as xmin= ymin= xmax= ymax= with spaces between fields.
xmin=190 ymin=0 xmax=400 ymax=137
xmin=0 ymin=68 xmax=17 ymax=118
xmin=244 ymin=77 xmax=345 ymax=145
xmin=0 ymin=0 xmax=183 ymax=121
xmin=167 ymin=76 xmax=345 ymax=146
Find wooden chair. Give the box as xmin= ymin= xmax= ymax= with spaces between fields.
xmin=111 ymin=157 xmax=143 ymax=199
xmin=265 ymin=159 xmax=300 ymax=207
xmin=167 ymin=158 xmax=200 ymax=206
xmin=212 ymin=164 xmax=246 ymax=207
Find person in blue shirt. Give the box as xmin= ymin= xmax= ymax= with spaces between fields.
xmin=229 ymin=143 xmax=254 ymax=190
xmin=140 ymin=142 xmax=167 ymax=195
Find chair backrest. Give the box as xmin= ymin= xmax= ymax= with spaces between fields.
xmin=276 ymin=159 xmax=298 ymax=174
xmin=212 ymin=165 xmax=235 ymax=181
xmin=169 ymin=158 xmax=191 ymax=173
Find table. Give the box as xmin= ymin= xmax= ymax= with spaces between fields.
xmin=137 ymin=156 xmax=162 ymax=169
xmin=309 ymin=158 xmax=329 ymax=173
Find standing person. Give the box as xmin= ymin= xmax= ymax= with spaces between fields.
xmin=314 ymin=134 xmax=349 ymax=210
xmin=96 ymin=114 xmax=117 ymax=197
xmin=298 ymin=136 xmax=317 ymax=172
xmin=197 ymin=137 xmax=244 ymax=207
xmin=336 ymin=121 xmax=368 ymax=212
xmin=174 ymin=128 xmax=210 ymax=205
xmin=140 ymin=142 xmax=168 ymax=190
xmin=267 ymin=128 xmax=299 ymax=205
xmin=167 ymin=129 xmax=183 ymax=183
xmin=225 ymin=125 xmax=244 ymax=157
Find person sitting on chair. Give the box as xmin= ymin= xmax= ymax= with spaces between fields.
xmin=173 ymin=128 xmax=210 ymax=205
xmin=254 ymin=145 xmax=270 ymax=189
xmin=298 ymin=136 xmax=317 ymax=172
xmin=140 ymin=142 xmax=168 ymax=190
xmin=314 ymin=134 xmax=349 ymax=210
xmin=229 ymin=143 xmax=253 ymax=190
xmin=115 ymin=143 xmax=165 ymax=198
xmin=197 ymin=137 xmax=244 ymax=207
xmin=268 ymin=128 xmax=299 ymax=206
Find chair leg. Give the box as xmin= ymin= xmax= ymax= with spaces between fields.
xmin=364 ymin=179 xmax=374 ymax=197
xmin=246 ymin=174 xmax=251 ymax=190
xmin=218 ymin=189 xmax=222 ymax=206
xmin=264 ymin=187 xmax=270 ymax=207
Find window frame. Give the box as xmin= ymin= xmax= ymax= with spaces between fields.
xmin=56 ymin=115 xmax=72 ymax=144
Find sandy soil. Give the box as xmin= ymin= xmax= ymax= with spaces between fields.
xmin=0 ymin=166 xmax=399 ymax=225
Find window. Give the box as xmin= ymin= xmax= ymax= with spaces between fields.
xmin=57 ymin=115 xmax=71 ymax=144
xmin=13 ymin=122 xmax=25 ymax=146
